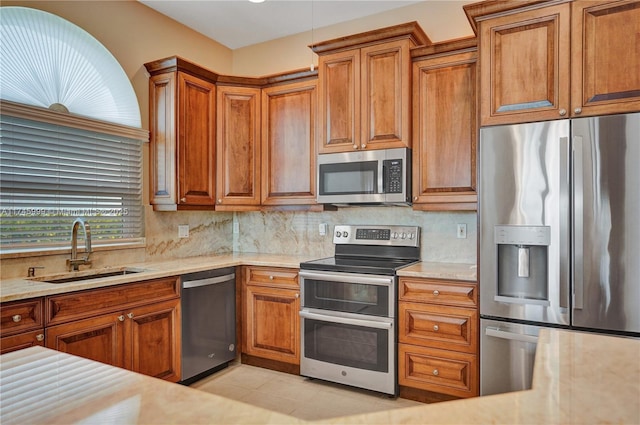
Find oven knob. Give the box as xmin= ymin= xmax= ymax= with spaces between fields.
xmin=409 ymin=233 xmax=415 ymax=240
xmin=393 ymin=232 xmax=399 ymax=239
xmin=336 ymin=231 xmax=342 ymax=237
xmin=401 ymin=232 xmax=407 ymax=239
xmin=343 ymin=231 xmax=348 ymax=238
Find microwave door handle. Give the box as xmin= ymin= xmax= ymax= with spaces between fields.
xmin=380 ymin=159 xmax=386 ymax=194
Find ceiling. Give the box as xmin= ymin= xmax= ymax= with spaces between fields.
xmin=138 ymin=0 xmax=425 ymax=49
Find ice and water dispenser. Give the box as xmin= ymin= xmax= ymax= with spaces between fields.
xmin=494 ymin=225 xmax=551 ymax=304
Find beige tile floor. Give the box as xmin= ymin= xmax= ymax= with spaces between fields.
xmin=190 ymin=361 xmax=422 ymax=421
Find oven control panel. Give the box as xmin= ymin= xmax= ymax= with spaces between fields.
xmin=333 ymin=225 xmax=420 ymax=247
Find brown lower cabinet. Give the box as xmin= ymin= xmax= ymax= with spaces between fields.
xmin=241 ymin=266 xmax=300 ymax=373
xmin=398 ymin=276 xmax=479 ymax=401
xmin=0 ymin=276 xmax=182 ymax=382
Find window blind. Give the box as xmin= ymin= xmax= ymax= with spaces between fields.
xmin=0 ymin=114 xmax=143 ymax=250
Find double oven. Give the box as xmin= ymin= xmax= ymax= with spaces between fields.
xmin=299 ymin=225 xmax=420 ymax=396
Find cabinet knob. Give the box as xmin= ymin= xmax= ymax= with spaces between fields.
xmin=574 ymin=107 xmax=582 ymax=115
xmin=127 ymin=313 xmax=134 ymax=319
xmin=361 ymin=144 xmax=366 ymax=149
xmin=118 ymin=315 xmax=125 ymax=322
xmin=353 ymin=144 xmax=358 ymax=150
xmin=269 ymin=275 xmax=274 ymax=280
xmin=433 ymin=290 xmax=440 ymax=296
xmin=413 ymin=196 xmax=418 ymax=201
xmin=433 ymin=324 xmax=439 ymax=332
xmin=295 ymin=293 xmax=300 ymax=298
xmin=559 ymin=108 xmax=567 ymax=116
xmin=36 ymin=334 xmax=44 ymax=342
xmin=12 ymin=314 xmax=21 ymax=323
xmin=433 ymin=369 xmax=439 ymax=376
xmin=217 ymin=199 xmax=222 ymax=204
xmin=180 ymin=197 xmax=186 ymax=202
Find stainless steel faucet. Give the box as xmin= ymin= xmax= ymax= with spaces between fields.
xmin=68 ymin=217 xmax=92 ymax=271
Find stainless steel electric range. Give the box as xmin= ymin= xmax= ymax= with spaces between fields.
xmin=299 ymin=224 xmax=420 ymax=396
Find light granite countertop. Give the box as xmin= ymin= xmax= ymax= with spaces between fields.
xmin=0 ymin=253 xmax=476 ymax=302
xmin=1 ymin=329 xmax=638 ymax=424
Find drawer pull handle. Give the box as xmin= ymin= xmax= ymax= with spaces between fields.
xmin=269 ymin=276 xmax=274 ymax=280
xmin=36 ymin=334 xmax=44 ymax=342
xmin=433 ymin=324 xmax=439 ymax=331
xmin=433 ymin=290 xmax=440 ymax=296
xmin=127 ymin=313 xmax=134 ymax=319
xmin=12 ymin=315 xmax=22 ymax=323
xmin=433 ymin=369 xmax=439 ymax=376
xmin=118 ymin=315 xmax=125 ymax=322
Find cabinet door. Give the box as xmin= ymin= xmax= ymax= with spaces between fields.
xmin=412 ymin=51 xmax=477 ymax=210
xmin=1 ymin=330 xmax=45 ymax=354
xmin=127 ymin=299 xmax=181 ymax=382
xmin=149 ymin=72 xmax=177 ymax=209
xmin=243 ymin=285 xmax=300 ymax=364
xmin=46 ymin=313 xmax=125 ymax=368
xmin=216 ymin=85 xmax=261 ymax=208
xmin=361 ymin=40 xmax=411 ymax=150
xmin=479 ymin=3 xmax=571 ymax=125
xmin=177 ymin=72 xmax=216 ymax=207
xmin=261 ymin=80 xmax=318 ymax=205
xmin=571 ymin=0 xmax=640 ymax=116
xmin=318 ymin=49 xmax=360 ymax=153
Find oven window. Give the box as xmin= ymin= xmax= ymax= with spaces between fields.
xmin=303 ymin=318 xmax=388 ymax=372
xmin=303 ymin=279 xmax=389 ymax=316
xmin=319 ymin=161 xmax=378 ymax=195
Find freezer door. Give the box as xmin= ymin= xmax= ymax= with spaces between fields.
xmin=479 ymin=120 xmax=571 ymax=325
xmin=480 ymin=318 xmax=542 ymax=396
xmin=572 ymin=113 xmax=640 ymax=334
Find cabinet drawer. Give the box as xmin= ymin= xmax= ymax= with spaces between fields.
xmin=1 ymin=330 xmax=45 ymax=354
xmin=0 ymin=298 xmax=44 ymax=336
xmin=399 ymin=278 xmax=477 ymax=307
xmin=399 ymin=343 xmax=478 ymax=398
xmin=399 ymin=302 xmax=477 ymax=354
xmin=244 ymin=266 xmax=299 ymax=289
xmin=46 ymin=277 xmax=180 ymax=326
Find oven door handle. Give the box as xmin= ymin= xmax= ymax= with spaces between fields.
xmin=299 ymin=310 xmax=393 ymax=329
xmin=299 ymin=271 xmax=393 ymax=286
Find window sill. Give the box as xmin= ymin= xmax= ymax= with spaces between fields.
xmin=0 ymin=239 xmax=146 ymax=260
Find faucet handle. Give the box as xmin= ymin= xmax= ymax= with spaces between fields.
xmin=27 ymin=266 xmax=45 ymax=277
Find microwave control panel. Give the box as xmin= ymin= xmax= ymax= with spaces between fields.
xmin=383 ymin=159 xmax=403 ymax=193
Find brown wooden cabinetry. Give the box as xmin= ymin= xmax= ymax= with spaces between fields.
xmin=241 ymin=266 xmax=300 ymax=371
xmin=465 ymin=0 xmax=640 ymax=126
xmin=0 ymin=298 xmax=45 ymax=354
xmin=146 ymin=57 xmax=217 ymax=211
xmin=411 ymin=38 xmax=478 ymax=211
xmin=216 ymin=85 xmax=262 ymax=209
xmin=398 ymin=277 xmax=479 ymax=400
xmin=261 ymin=79 xmax=318 ymax=206
xmin=314 ymin=22 xmax=430 ymax=153
xmin=45 ymin=277 xmax=181 ymax=382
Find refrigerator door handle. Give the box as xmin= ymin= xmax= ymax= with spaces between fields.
xmin=560 ymin=136 xmax=571 ymax=310
xmin=572 ymin=135 xmax=584 ymax=310
xmin=485 ymin=327 xmax=538 ymax=344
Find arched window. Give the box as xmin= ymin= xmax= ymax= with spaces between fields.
xmin=0 ymin=7 xmax=147 ymax=253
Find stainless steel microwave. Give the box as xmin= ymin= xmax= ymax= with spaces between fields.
xmin=316 ymin=148 xmax=411 ymax=205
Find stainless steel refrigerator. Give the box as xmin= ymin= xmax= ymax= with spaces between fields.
xmin=479 ymin=113 xmax=640 ymax=396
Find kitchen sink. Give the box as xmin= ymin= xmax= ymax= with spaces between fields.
xmin=30 ymin=267 xmax=148 ymax=284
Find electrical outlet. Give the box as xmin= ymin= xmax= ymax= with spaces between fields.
xmin=233 ymin=222 xmax=240 ymax=234
xmin=178 ymin=224 xmax=189 ymax=238
xmin=319 ymin=223 xmax=327 ymax=236
xmin=457 ymin=223 xmax=467 ymax=239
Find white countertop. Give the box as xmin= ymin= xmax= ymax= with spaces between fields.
xmin=1 ymin=329 xmax=638 ymax=424
xmin=0 ymin=253 xmax=476 ymax=302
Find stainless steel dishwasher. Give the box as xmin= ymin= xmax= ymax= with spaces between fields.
xmin=180 ymin=267 xmax=236 ymax=384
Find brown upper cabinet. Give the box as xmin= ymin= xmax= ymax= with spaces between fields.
xmin=261 ymin=79 xmax=319 ymax=207
xmin=146 ymin=57 xmax=321 ymax=211
xmin=465 ymin=0 xmax=640 ymax=126
xmin=216 ymin=85 xmax=262 ymax=209
xmin=146 ymin=57 xmax=218 ymax=211
xmin=411 ymin=38 xmax=478 ymax=211
xmin=312 ymin=22 xmax=431 ymax=153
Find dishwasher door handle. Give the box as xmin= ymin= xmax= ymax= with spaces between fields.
xmin=182 ymin=273 xmax=235 ymax=289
